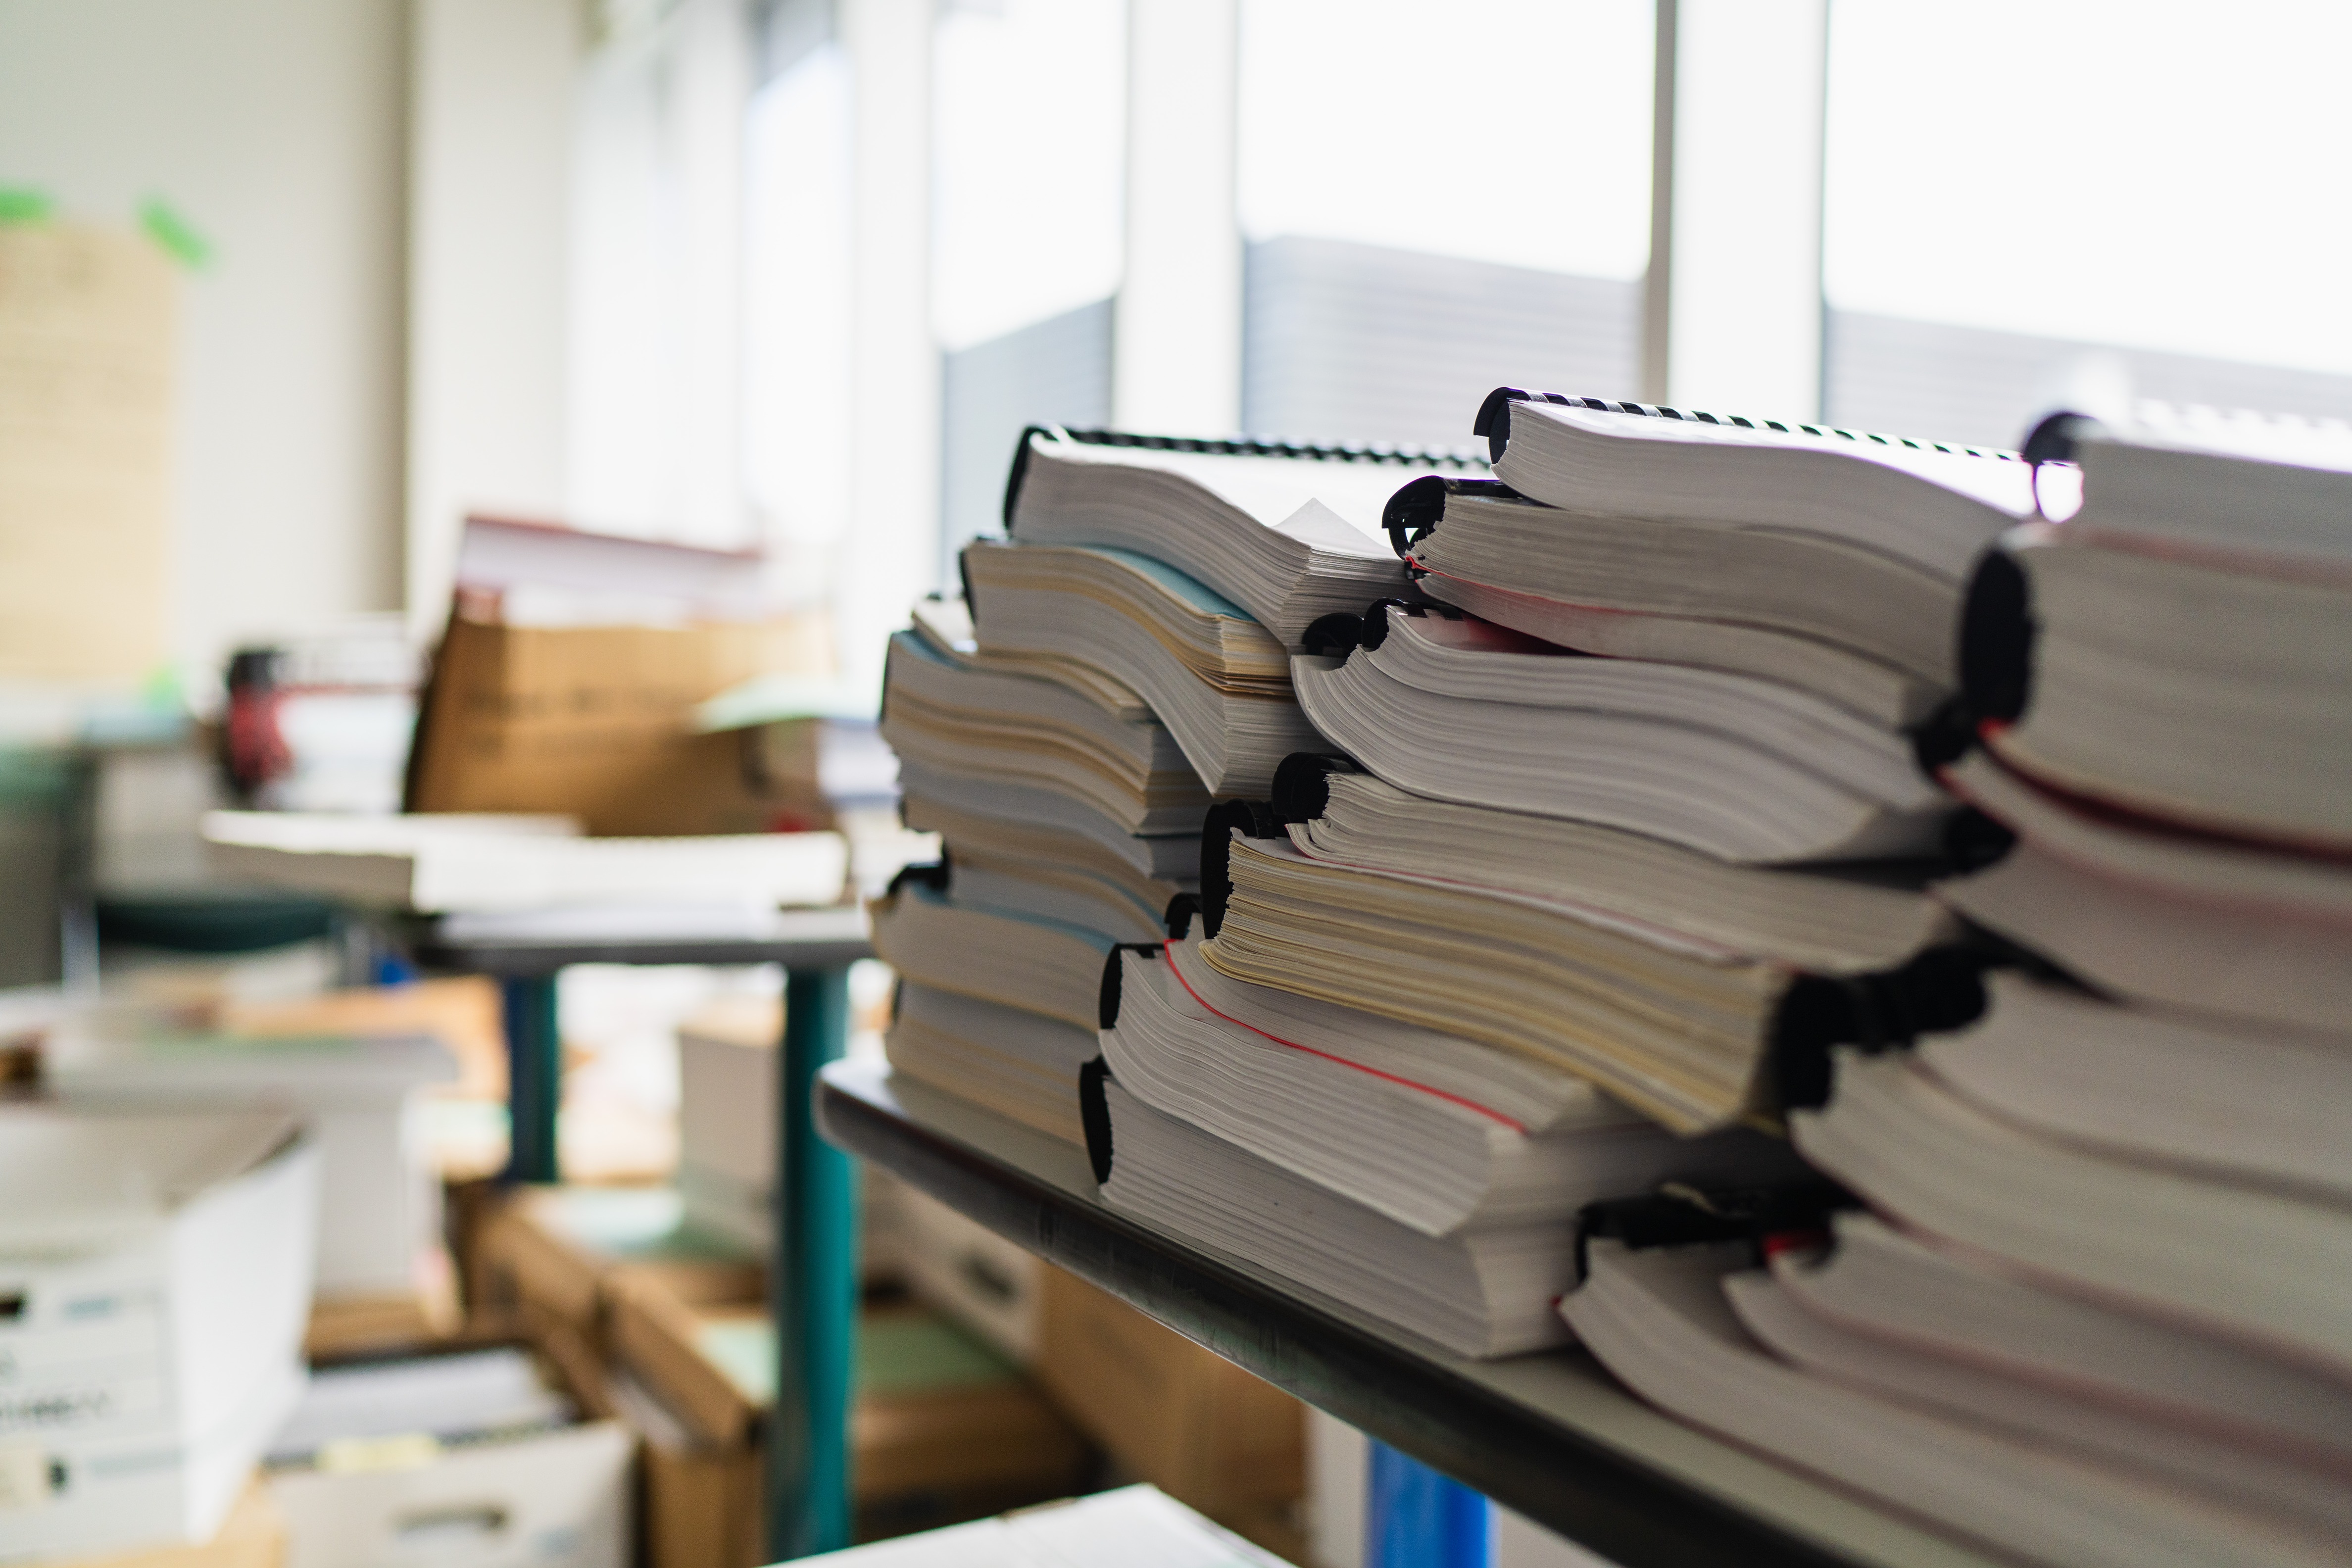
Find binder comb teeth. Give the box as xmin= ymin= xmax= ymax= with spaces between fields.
xmin=1475 ymin=388 xmax=2020 ymax=465
xmin=1004 ymin=423 xmax=1489 ymax=529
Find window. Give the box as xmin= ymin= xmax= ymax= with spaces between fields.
xmin=1823 ymin=0 xmax=2352 ymax=443
xmin=1236 ymin=0 xmax=1655 ymax=447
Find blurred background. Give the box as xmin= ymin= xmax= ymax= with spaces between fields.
xmin=2 ymin=2 xmax=2350 ymax=1565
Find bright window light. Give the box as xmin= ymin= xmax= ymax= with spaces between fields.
xmin=932 ymin=0 xmax=1126 ymax=352
xmin=1237 ymin=0 xmax=1654 ymax=281
xmin=1826 ymin=0 xmax=2352 ymax=376
xmin=743 ymin=44 xmax=855 ymax=556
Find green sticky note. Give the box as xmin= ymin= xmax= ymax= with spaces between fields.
xmin=696 ymin=1319 xmax=779 ymax=1406
xmin=856 ymin=1312 xmax=1019 ymax=1398
xmin=0 ymin=188 xmax=53 ymax=224
xmin=140 ymin=197 xmax=212 ymax=268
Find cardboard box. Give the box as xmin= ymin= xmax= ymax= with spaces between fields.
xmin=468 ymin=1186 xmax=761 ymax=1354
xmin=603 ymin=1269 xmax=1090 ymax=1559
xmin=1036 ymin=1269 xmax=1304 ymax=1522
xmin=606 ymin=1370 xmax=763 ymax=1568
xmin=44 ymin=1479 xmax=285 ymax=1568
xmin=303 ymin=1273 xmax=462 ymax=1364
xmin=266 ymin=1318 xmax=631 ymax=1568
xmin=405 ymin=613 xmax=831 ymax=837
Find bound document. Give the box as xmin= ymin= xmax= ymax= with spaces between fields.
xmin=1387 ymin=390 xmax=2036 ymax=721
xmin=1004 ymin=426 xmax=1483 ymax=648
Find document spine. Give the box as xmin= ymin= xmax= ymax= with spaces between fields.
xmin=1473 ymin=387 xmax=2022 ymax=465
xmin=1003 ymin=424 xmax=1489 ymax=531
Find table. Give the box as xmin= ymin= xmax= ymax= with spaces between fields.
xmin=416 ymin=904 xmax=873 ymax=1561
xmin=815 ymin=1058 xmax=2006 ymax=1568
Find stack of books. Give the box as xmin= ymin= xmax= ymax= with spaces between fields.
xmin=1084 ymin=399 xmax=2058 ymax=1359
xmin=868 ymin=432 xmax=1474 ymax=1148
xmin=871 ymin=397 xmax=2352 ymax=1562
xmin=876 ymin=424 xmax=1854 ymax=1359
xmin=1553 ymin=405 xmax=2352 ymax=1567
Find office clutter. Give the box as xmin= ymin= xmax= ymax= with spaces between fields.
xmin=865 ymin=399 xmax=2352 ymax=1567
xmin=219 ymin=619 xmax=421 ymax=817
xmin=24 ymin=235 xmax=2347 ymax=1568
xmin=607 ymin=1265 xmax=1088 ymax=1551
xmin=458 ymin=1167 xmax=1308 ymax=1568
xmin=404 ymin=517 xmax=837 ymax=839
xmin=264 ymin=1331 xmax=631 ymax=1568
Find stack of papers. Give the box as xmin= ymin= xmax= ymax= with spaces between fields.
xmin=798 ymin=1482 xmax=1289 ymax=1568
xmin=1543 ymin=403 xmax=2352 ymax=1568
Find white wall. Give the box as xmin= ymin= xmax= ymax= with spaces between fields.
xmin=0 ymin=0 xmax=409 ymax=675
xmin=408 ymin=0 xmax=579 ymax=635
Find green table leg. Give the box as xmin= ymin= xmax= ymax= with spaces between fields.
xmin=768 ymin=964 xmax=859 ymax=1559
xmin=500 ymin=974 xmax=562 ymax=1183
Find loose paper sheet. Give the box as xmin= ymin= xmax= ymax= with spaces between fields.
xmin=0 ymin=223 xmax=177 ymax=681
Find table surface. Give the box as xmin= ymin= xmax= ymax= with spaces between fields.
xmin=815 ymin=1058 xmax=2006 ymax=1568
xmin=412 ymin=903 xmax=875 ymax=975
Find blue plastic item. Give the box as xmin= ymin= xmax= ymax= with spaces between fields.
xmin=1369 ymin=1439 xmax=1492 ymax=1568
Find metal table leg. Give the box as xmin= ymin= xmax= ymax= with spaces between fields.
xmin=768 ymin=963 xmax=859 ymax=1560
xmin=500 ymin=974 xmax=563 ymax=1183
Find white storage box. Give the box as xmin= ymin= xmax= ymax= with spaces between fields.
xmin=675 ymin=1000 xmax=777 ymax=1195
xmin=676 ymin=1000 xmax=775 ymax=1256
xmin=674 ymin=999 xmax=905 ymax=1279
xmin=0 ymin=1106 xmax=319 ymax=1561
xmin=264 ymin=1345 xmax=631 ymax=1568
xmin=894 ymin=1185 xmax=1041 ymax=1365
xmin=44 ymin=1024 xmax=456 ymax=1295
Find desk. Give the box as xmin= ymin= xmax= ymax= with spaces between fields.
xmin=416 ymin=903 xmax=873 ymax=1561
xmin=816 ymin=1058 xmax=2004 ymax=1568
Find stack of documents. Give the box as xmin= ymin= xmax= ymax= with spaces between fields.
xmin=1097 ymin=940 xmax=1798 ymax=1355
xmin=874 ymin=425 xmax=1820 ymax=1355
xmin=1544 ymin=404 xmax=2352 ymax=1568
xmin=871 ymin=595 xmax=1197 ymax=1143
xmin=873 ymin=434 xmax=1476 ymax=1148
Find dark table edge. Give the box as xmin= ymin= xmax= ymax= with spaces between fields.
xmin=816 ymin=1071 xmax=1870 ymax=1568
